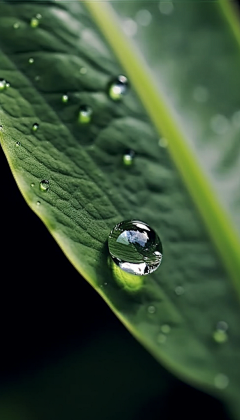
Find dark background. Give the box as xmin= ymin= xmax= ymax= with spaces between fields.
xmin=2 ymin=1 xmax=240 ymax=418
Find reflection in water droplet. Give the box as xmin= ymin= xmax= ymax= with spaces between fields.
xmin=161 ymin=324 xmax=171 ymax=334
xmin=123 ymin=18 xmax=137 ymax=36
xmin=62 ymin=94 xmax=68 ymax=103
xmin=211 ymin=114 xmax=230 ymax=135
xmin=123 ymin=150 xmax=135 ymax=166
xmin=193 ymin=86 xmax=209 ymax=103
xmin=158 ymin=137 xmax=168 ymax=148
xmin=80 ymin=67 xmax=87 ymax=75
xmin=214 ymin=374 xmax=229 ymax=390
xmin=159 ymin=1 xmax=174 ymax=15
xmin=135 ymin=9 xmax=152 ymax=26
xmin=0 ymin=79 xmax=7 ymax=91
xmin=32 ymin=123 xmax=39 ymax=132
xmin=13 ymin=22 xmax=20 ymax=29
xmin=39 ymin=179 xmax=49 ymax=192
xmin=232 ymin=110 xmax=240 ymax=129
xmin=175 ymin=286 xmax=184 ymax=296
xmin=29 ymin=58 xmax=34 ymax=64
xmin=16 ymin=141 xmax=21 ymax=147
xmin=31 ymin=183 xmax=35 ymax=187
xmin=78 ymin=105 xmax=92 ymax=124
xmin=148 ymin=305 xmax=156 ymax=314
xmin=109 ymin=75 xmax=128 ymax=101
xmin=108 ymin=220 xmax=163 ymax=275
xmin=157 ymin=333 xmax=166 ymax=344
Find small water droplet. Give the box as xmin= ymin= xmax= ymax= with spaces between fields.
xmin=214 ymin=374 xmax=229 ymax=390
xmin=39 ymin=179 xmax=49 ymax=192
xmin=148 ymin=305 xmax=156 ymax=314
xmin=35 ymin=75 xmax=40 ymax=82
xmin=135 ymin=9 xmax=152 ymax=26
xmin=193 ymin=86 xmax=209 ymax=103
xmin=30 ymin=16 xmax=40 ymax=28
xmin=123 ymin=18 xmax=137 ymax=36
xmin=213 ymin=321 xmax=228 ymax=343
xmin=37 ymin=201 xmax=41 ymax=206
xmin=108 ymin=220 xmax=163 ymax=275
xmin=161 ymin=324 xmax=171 ymax=334
xmin=123 ymin=150 xmax=135 ymax=166
xmin=29 ymin=58 xmax=34 ymax=64
xmin=80 ymin=67 xmax=87 ymax=75
xmin=0 ymin=79 xmax=7 ymax=91
xmin=157 ymin=333 xmax=167 ymax=344
xmin=6 ymin=82 xmax=10 ymax=88
xmin=0 ymin=125 xmax=3 ymax=131
xmin=16 ymin=141 xmax=21 ymax=147
xmin=31 ymin=183 xmax=35 ymax=187
xmin=159 ymin=1 xmax=174 ymax=15
xmin=158 ymin=137 xmax=168 ymax=148
xmin=13 ymin=22 xmax=20 ymax=29
xmin=36 ymin=13 xmax=42 ymax=20
xmin=109 ymin=75 xmax=128 ymax=101
xmin=32 ymin=123 xmax=39 ymax=132
xmin=78 ymin=105 xmax=92 ymax=124
xmin=175 ymin=286 xmax=184 ymax=296
xmin=62 ymin=94 xmax=69 ymax=103
xmin=211 ymin=114 xmax=230 ymax=135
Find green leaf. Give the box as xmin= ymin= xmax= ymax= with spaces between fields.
xmin=1 ymin=0 xmax=240 ymax=417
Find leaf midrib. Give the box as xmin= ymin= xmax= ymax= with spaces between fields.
xmin=85 ymin=0 xmax=240 ymax=300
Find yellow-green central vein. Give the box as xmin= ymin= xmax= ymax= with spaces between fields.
xmin=85 ymin=0 xmax=240 ymax=298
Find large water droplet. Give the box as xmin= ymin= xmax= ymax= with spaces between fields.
xmin=39 ymin=179 xmax=49 ymax=192
xmin=109 ymin=75 xmax=128 ymax=100
xmin=108 ymin=220 xmax=163 ymax=275
xmin=62 ymin=94 xmax=68 ymax=103
xmin=213 ymin=321 xmax=228 ymax=344
xmin=123 ymin=150 xmax=135 ymax=166
xmin=32 ymin=123 xmax=39 ymax=132
xmin=78 ymin=105 xmax=92 ymax=124
xmin=214 ymin=374 xmax=229 ymax=390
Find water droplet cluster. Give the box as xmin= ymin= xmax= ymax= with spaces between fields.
xmin=108 ymin=220 xmax=163 ymax=275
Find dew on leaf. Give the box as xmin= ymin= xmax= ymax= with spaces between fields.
xmin=108 ymin=220 xmax=163 ymax=275
xmin=148 ymin=305 xmax=156 ymax=314
xmin=161 ymin=324 xmax=171 ymax=334
xmin=159 ymin=1 xmax=174 ymax=15
xmin=36 ymin=13 xmax=42 ymax=20
xmin=109 ymin=75 xmax=128 ymax=101
xmin=78 ymin=105 xmax=92 ymax=124
xmin=80 ymin=67 xmax=87 ymax=75
xmin=213 ymin=321 xmax=228 ymax=344
xmin=123 ymin=150 xmax=135 ymax=166
xmin=32 ymin=123 xmax=39 ymax=132
xmin=158 ymin=137 xmax=168 ymax=148
xmin=175 ymin=286 xmax=184 ymax=296
xmin=31 ymin=183 xmax=35 ymax=187
xmin=30 ymin=15 xmax=41 ymax=28
xmin=135 ymin=9 xmax=152 ymax=26
xmin=0 ymin=125 xmax=3 ymax=131
xmin=13 ymin=22 xmax=20 ymax=29
xmin=29 ymin=58 xmax=34 ymax=64
xmin=214 ymin=374 xmax=229 ymax=390
xmin=39 ymin=179 xmax=49 ymax=192
xmin=36 ymin=201 xmax=41 ymax=206
xmin=0 ymin=79 xmax=7 ymax=91
xmin=35 ymin=76 xmax=40 ymax=82
xmin=15 ymin=141 xmax=21 ymax=147
xmin=62 ymin=94 xmax=69 ymax=103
